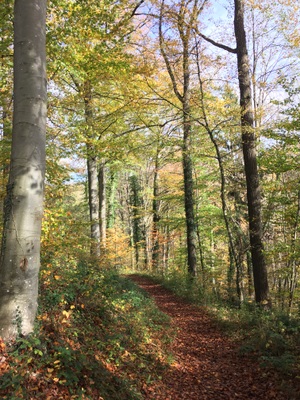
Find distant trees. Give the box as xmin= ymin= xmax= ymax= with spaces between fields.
xmin=47 ymin=0 xmax=146 ymax=258
xmin=0 ymin=0 xmax=47 ymax=339
xmin=0 ymin=0 xmax=13 ymax=199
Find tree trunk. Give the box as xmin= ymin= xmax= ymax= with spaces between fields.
xmin=159 ymin=0 xmax=199 ymax=277
xmin=84 ymin=81 xmax=100 ymax=257
xmin=234 ymin=0 xmax=270 ymax=305
xmin=0 ymin=0 xmax=47 ymax=340
xmin=98 ymin=160 xmax=106 ymax=249
xmin=87 ymin=152 xmax=100 ymax=257
xmin=152 ymin=146 xmax=160 ymax=270
xmin=129 ymin=174 xmax=144 ymax=269
xmin=182 ymin=124 xmax=197 ymax=277
xmin=107 ymin=169 xmax=117 ymax=229
xmin=182 ymin=40 xmax=197 ymax=276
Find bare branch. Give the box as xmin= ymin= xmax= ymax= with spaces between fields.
xmin=194 ymin=26 xmax=237 ymax=54
xmin=159 ymin=0 xmax=183 ymax=102
xmin=130 ymin=0 xmax=145 ymax=18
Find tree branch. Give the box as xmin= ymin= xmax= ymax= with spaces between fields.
xmin=195 ymin=26 xmax=237 ymax=54
xmin=130 ymin=0 xmax=145 ymax=18
xmin=159 ymin=0 xmax=183 ymax=103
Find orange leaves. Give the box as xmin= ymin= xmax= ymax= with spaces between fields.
xmin=129 ymin=275 xmax=298 ymax=400
xmin=0 ymin=339 xmax=9 ymax=377
xmin=104 ymin=227 xmax=131 ymax=268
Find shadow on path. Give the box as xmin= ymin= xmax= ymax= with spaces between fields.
xmin=128 ymin=274 xmax=295 ymax=400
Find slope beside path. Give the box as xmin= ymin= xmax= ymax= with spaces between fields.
xmin=128 ymin=274 xmax=295 ymax=400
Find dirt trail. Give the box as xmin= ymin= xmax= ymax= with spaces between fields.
xmin=128 ymin=274 xmax=295 ymax=400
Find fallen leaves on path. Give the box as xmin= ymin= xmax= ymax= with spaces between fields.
xmin=129 ymin=275 xmax=297 ymax=400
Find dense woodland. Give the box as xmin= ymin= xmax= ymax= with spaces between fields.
xmin=0 ymin=0 xmax=300 ymax=397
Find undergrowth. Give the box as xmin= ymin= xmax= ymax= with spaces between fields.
xmin=149 ymin=270 xmax=300 ymax=379
xmin=0 ymin=261 xmax=173 ymax=399
xmin=213 ymin=304 xmax=300 ymax=375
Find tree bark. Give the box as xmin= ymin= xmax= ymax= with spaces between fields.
xmin=152 ymin=146 xmax=160 ymax=269
xmin=107 ymin=169 xmax=117 ymax=229
xmin=84 ymin=81 xmax=101 ymax=257
xmin=87 ymin=152 xmax=100 ymax=257
xmin=159 ymin=0 xmax=199 ymax=277
xmin=99 ymin=159 xmax=107 ymax=249
xmin=129 ymin=175 xmax=143 ymax=268
xmin=0 ymin=0 xmax=47 ymax=340
xmin=234 ymin=0 xmax=270 ymax=305
xmin=182 ymin=118 xmax=197 ymax=277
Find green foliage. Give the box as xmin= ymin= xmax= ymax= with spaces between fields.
xmin=215 ymin=305 xmax=300 ymax=375
xmin=149 ymin=271 xmax=300 ymax=377
xmin=150 ymin=269 xmax=221 ymax=308
xmin=0 ymin=262 xmax=173 ymax=399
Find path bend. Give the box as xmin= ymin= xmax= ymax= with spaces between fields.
xmin=128 ymin=274 xmax=294 ymax=400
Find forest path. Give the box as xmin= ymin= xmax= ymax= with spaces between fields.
xmin=128 ymin=274 xmax=293 ymax=400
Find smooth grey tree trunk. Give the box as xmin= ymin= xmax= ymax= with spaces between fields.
xmin=87 ymin=153 xmax=101 ymax=257
xmin=234 ymin=0 xmax=270 ymax=305
xmin=0 ymin=0 xmax=47 ymax=340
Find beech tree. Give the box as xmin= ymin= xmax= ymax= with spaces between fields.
xmin=194 ymin=0 xmax=270 ymax=304
xmin=0 ymin=0 xmax=47 ymax=340
xmin=158 ymin=0 xmax=206 ymax=277
xmin=234 ymin=0 xmax=270 ymax=305
xmin=84 ymin=80 xmax=101 ymax=257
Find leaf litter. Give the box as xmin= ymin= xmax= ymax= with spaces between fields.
xmin=129 ymin=274 xmax=299 ymax=400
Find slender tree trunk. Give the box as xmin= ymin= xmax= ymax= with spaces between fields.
xmin=99 ymin=159 xmax=106 ymax=249
xmin=195 ymin=45 xmax=243 ymax=293
xmin=247 ymin=250 xmax=253 ymax=297
xmin=84 ymin=81 xmax=100 ymax=257
xmin=0 ymin=0 xmax=47 ymax=340
xmin=87 ymin=152 xmax=100 ymax=257
xmin=193 ymin=167 xmax=206 ymax=280
xmin=163 ymin=222 xmax=170 ymax=273
xmin=182 ymin=110 xmax=197 ymax=277
xmin=234 ymin=0 xmax=270 ymax=305
xmin=159 ymin=0 xmax=199 ymax=277
xmin=152 ymin=146 xmax=160 ymax=270
xmin=181 ymin=3 xmax=198 ymax=277
xmin=288 ymin=187 xmax=300 ymax=309
xmin=129 ymin=175 xmax=142 ymax=268
xmin=107 ymin=170 xmax=117 ymax=229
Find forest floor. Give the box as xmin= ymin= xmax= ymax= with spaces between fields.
xmin=128 ymin=274 xmax=298 ymax=400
